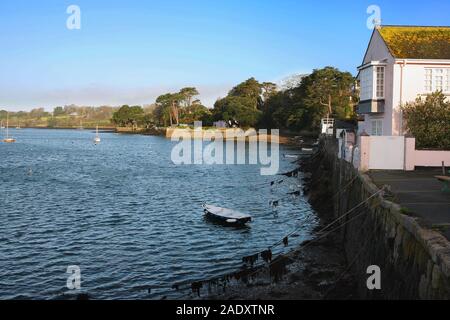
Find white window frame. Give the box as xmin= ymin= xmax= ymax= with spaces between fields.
xmin=425 ymin=69 xmax=433 ymax=92
xmin=358 ymin=62 xmax=386 ymax=101
xmin=425 ymin=68 xmax=450 ymax=93
xmin=371 ymin=119 xmax=383 ymax=136
xmin=359 ymin=67 xmax=373 ymax=101
xmin=375 ymin=66 xmax=385 ymax=99
xmin=447 ymin=69 xmax=450 ymax=92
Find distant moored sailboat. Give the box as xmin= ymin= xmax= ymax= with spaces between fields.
xmin=94 ymin=125 xmax=101 ymax=144
xmin=3 ymin=113 xmax=16 ymax=143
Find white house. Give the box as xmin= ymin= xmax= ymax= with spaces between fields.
xmin=346 ymin=25 xmax=450 ymax=171
xmin=357 ymin=25 xmax=450 ymax=137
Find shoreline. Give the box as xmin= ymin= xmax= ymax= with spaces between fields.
xmin=203 ymin=150 xmax=358 ymax=300
xmin=12 ymin=126 xmax=307 ymax=146
xmin=10 ymin=126 xmax=116 ymax=131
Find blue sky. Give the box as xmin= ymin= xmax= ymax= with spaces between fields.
xmin=0 ymin=0 xmax=449 ymax=110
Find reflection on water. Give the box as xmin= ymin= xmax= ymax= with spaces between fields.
xmin=0 ymin=129 xmax=317 ymax=299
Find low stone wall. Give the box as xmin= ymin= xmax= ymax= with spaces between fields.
xmin=116 ymin=127 xmax=166 ymax=136
xmin=166 ymin=128 xmax=256 ymax=139
xmin=322 ymin=137 xmax=450 ymax=299
xmin=166 ymin=127 xmax=285 ymax=143
xmin=116 ymin=127 xmax=146 ymax=133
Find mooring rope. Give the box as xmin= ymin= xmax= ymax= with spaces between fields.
xmin=322 ymin=221 xmax=378 ymax=299
xmin=166 ymin=188 xmax=385 ymax=299
xmin=229 ymin=190 xmax=383 ymax=288
xmin=331 ymin=174 xmax=360 ymax=199
xmin=180 ymin=197 xmax=374 ymax=298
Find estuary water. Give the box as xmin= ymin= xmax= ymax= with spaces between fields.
xmin=0 ymin=129 xmax=317 ymax=299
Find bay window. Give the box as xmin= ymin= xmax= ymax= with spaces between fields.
xmin=358 ymin=64 xmax=385 ymax=101
xmin=359 ymin=67 xmax=373 ymax=101
xmin=375 ymin=66 xmax=385 ymax=98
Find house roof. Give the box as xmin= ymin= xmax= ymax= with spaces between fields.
xmin=377 ymin=26 xmax=450 ymax=59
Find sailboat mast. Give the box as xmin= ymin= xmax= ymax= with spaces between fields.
xmin=6 ymin=113 xmax=9 ymax=139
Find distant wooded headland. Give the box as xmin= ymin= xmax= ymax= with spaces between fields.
xmin=1 ymin=67 xmax=358 ymax=134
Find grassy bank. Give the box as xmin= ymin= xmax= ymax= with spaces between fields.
xmin=0 ymin=115 xmax=113 ymax=129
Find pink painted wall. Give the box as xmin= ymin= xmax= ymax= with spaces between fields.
xmin=357 ymin=136 xmax=450 ymax=171
xmin=405 ymin=137 xmax=450 ymax=171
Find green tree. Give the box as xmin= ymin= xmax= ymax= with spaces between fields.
xmin=179 ymin=87 xmax=199 ymax=108
xmin=213 ymin=96 xmax=262 ymax=127
xmin=152 ymin=104 xmax=169 ymax=127
xmin=29 ymin=108 xmax=48 ymax=119
xmin=402 ymin=91 xmax=450 ymax=149
xmin=53 ymin=106 xmax=65 ymax=116
xmin=112 ymin=105 xmax=144 ymax=127
xmin=261 ymin=82 xmax=278 ymax=101
xmin=259 ymin=90 xmax=295 ymax=129
xmin=181 ymin=104 xmax=212 ymax=124
xmin=228 ymin=77 xmax=263 ymax=109
xmin=156 ymin=93 xmax=183 ymax=126
xmin=301 ymin=67 xmax=356 ymax=128
xmin=260 ymin=67 xmax=356 ymax=131
xmin=211 ymin=78 xmax=267 ymax=127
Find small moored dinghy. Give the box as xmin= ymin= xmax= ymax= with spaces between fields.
xmin=202 ymin=204 xmax=252 ymax=226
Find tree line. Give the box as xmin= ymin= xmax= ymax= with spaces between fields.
xmin=0 ymin=105 xmax=117 ymax=128
xmin=1 ymin=66 xmax=358 ymax=132
xmin=111 ymin=87 xmax=212 ymax=128
xmin=217 ymin=66 xmax=357 ymax=131
xmin=112 ymin=66 xmax=358 ymax=132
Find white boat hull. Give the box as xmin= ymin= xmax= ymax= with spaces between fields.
xmin=203 ymin=204 xmax=252 ymax=225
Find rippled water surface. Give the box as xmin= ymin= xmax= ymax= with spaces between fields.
xmin=0 ymin=129 xmax=317 ymax=299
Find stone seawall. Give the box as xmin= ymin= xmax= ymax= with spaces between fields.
xmin=320 ymin=137 xmax=450 ymax=299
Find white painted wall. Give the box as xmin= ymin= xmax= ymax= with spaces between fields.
xmin=368 ymin=136 xmax=405 ymax=170
xmin=392 ymin=61 xmax=450 ymax=136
